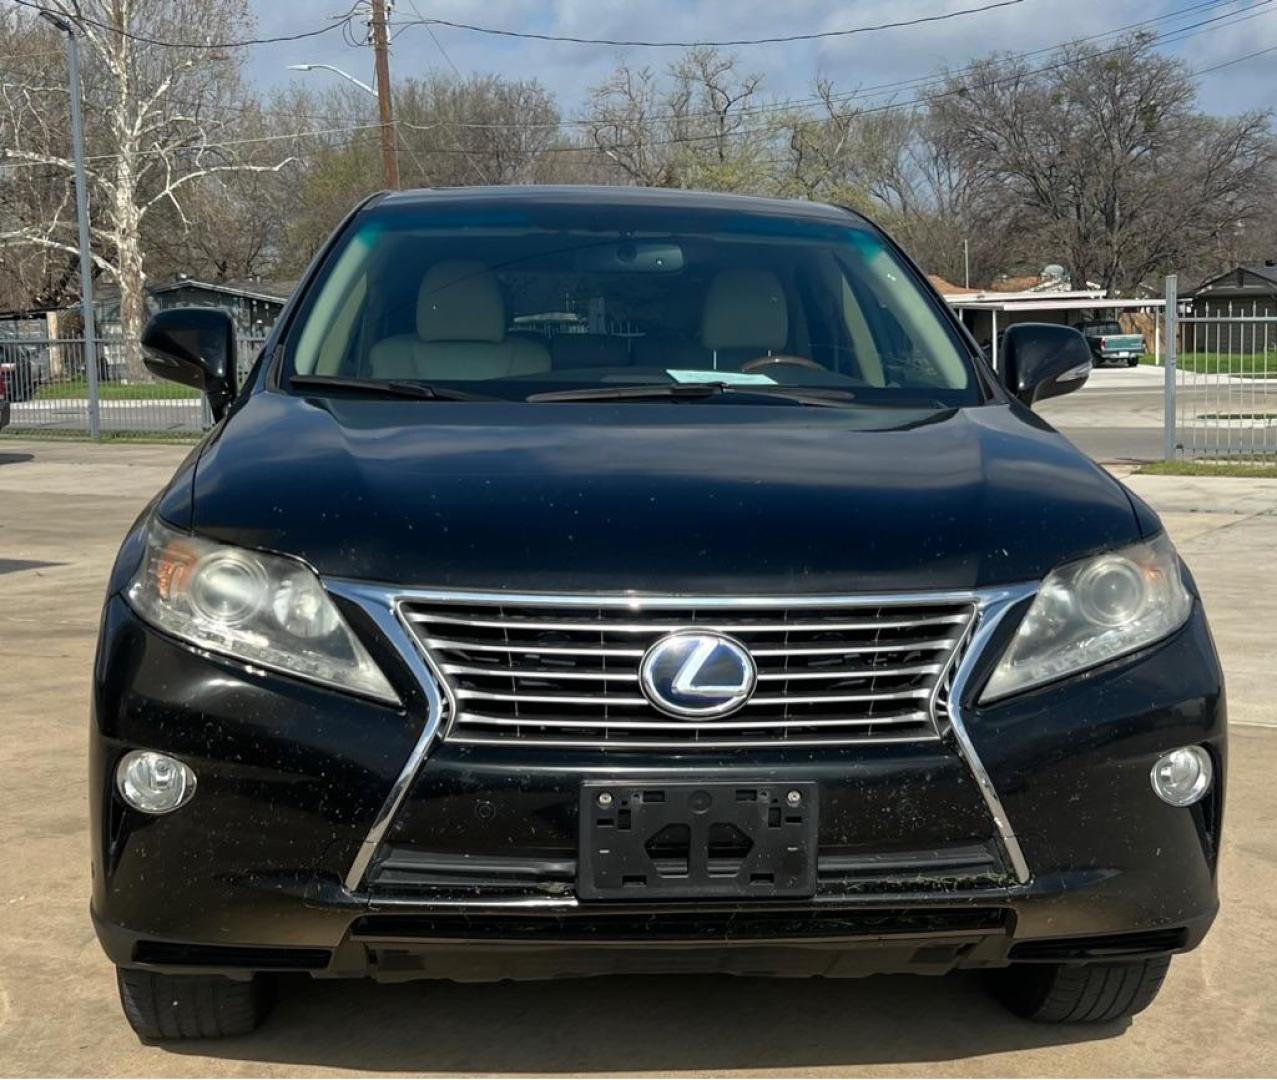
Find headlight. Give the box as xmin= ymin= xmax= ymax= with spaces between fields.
xmin=128 ymin=518 xmax=398 ymax=704
xmin=982 ymin=533 xmax=1192 ymax=701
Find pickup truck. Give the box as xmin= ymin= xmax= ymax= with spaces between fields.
xmin=1074 ymin=320 xmax=1145 ymax=367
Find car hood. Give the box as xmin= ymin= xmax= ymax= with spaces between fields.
xmin=185 ymin=392 xmax=1144 ymax=593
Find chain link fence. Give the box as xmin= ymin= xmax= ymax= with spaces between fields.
xmin=1164 ymin=278 xmax=1277 ymax=463
xmin=0 ymin=336 xmax=266 ymax=439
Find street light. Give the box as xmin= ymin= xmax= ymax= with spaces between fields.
xmin=288 ymin=49 xmax=397 ymax=189
xmin=287 ymin=63 xmax=376 ymax=98
xmin=40 ymin=9 xmax=101 ymax=438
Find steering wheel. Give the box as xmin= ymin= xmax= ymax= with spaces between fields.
xmin=740 ymin=354 xmax=827 ymax=375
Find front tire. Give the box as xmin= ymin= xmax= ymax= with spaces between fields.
xmin=987 ymin=955 xmax=1171 ymax=1023
xmin=116 ymin=968 xmax=271 ymax=1041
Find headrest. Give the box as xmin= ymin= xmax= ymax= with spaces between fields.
xmin=700 ymin=268 xmax=788 ymax=351
xmin=417 ymin=260 xmax=504 ymax=343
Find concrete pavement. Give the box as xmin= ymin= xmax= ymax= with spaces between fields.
xmin=0 ymin=439 xmax=1274 ymax=1077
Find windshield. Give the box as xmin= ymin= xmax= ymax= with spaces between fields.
xmin=285 ymin=199 xmax=983 ymax=406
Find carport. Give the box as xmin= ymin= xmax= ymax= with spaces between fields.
xmin=939 ymin=291 xmax=1167 ymax=372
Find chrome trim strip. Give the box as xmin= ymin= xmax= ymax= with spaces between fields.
xmin=325 ymin=580 xmax=448 ymax=892
xmin=456 ymin=710 xmax=930 ymax=731
xmin=440 ymin=663 xmax=941 ymax=681
xmin=385 ymin=586 xmax=987 ymax=608
xmin=428 ymin=638 xmax=955 ymax=658
xmin=449 ymin=732 xmax=942 ymax=750
xmin=408 ymin=613 xmax=968 ymax=633
xmin=943 ymin=584 xmax=1037 ymax=885
xmin=327 ymin=579 xmax=1036 ymax=892
xmin=449 ymin=686 xmax=931 ymax=706
xmin=425 ymin=639 xmax=647 ymax=656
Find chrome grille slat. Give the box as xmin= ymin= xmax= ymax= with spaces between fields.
xmin=425 ymin=638 xmax=647 ymax=657
xmin=751 ymin=639 xmax=957 ymax=656
xmin=399 ymin=594 xmax=975 ymax=751
xmin=452 ymin=733 xmax=942 ymax=750
xmin=408 ymin=612 xmax=968 ymax=633
xmin=458 ymin=711 xmax=930 ymax=731
xmin=439 ymin=662 xmax=942 ymax=681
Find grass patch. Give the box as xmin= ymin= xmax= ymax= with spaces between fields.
xmin=1136 ymin=459 xmax=1277 ymax=478
xmin=1195 ymin=412 xmax=1277 ymax=421
xmin=33 ymin=377 xmax=200 ymax=401
xmin=0 ymin=428 xmax=201 ymax=444
xmin=1141 ymin=352 xmax=1277 ymax=376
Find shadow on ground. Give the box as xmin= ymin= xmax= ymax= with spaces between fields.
xmin=165 ymin=972 xmax=1123 ymax=1072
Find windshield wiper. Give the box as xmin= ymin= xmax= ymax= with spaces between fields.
xmin=527 ymin=383 xmax=725 ymax=404
xmin=288 ymin=375 xmax=488 ymax=401
xmin=527 ymin=382 xmax=857 ymax=407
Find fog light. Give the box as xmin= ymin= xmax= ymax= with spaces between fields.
xmin=1150 ymin=746 xmax=1213 ymax=807
xmin=116 ymin=750 xmax=196 ymax=814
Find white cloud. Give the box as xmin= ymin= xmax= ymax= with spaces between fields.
xmin=244 ymin=0 xmax=1277 ymax=120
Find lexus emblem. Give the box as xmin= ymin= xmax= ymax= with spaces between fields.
xmin=639 ymin=631 xmax=757 ymax=718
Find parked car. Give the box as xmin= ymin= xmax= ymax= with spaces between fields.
xmin=0 ymin=342 xmax=43 ymax=401
xmin=1074 ymin=319 xmax=1146 ymax=366
xmin=94 ymin=187 xmax=1224 ymax=1041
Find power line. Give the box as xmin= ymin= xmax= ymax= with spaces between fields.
xmin=421 ymin=17 xmax=492 ymax=184
xmin=6 ymin=0 xmax=358 ymax=49
xmin=2 ymin=6 xmax=1268 ymax=176
xmin=1193 ymin=40 xmax=1277 ymax=72
xmin=29 ymin=0 xmax=1256 ymax=135
xmin=391 ymin=0 xmax=1032 ymax=48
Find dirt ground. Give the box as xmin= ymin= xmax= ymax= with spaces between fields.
xmin=2 ymin=439 xmax=1275 ymax=1077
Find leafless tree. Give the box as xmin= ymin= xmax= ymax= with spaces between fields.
xmin=582 ymin=48 xmax=772 ymax=191
xmin=931 ymin=34 xmax=1276 ymax=293
xmin=0 ymin=1 xmax=296 ymax=376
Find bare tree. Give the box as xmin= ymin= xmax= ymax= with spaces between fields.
xmin=932 ymin=34 xmax=1276 ymax=293
xmin=582 ymin=49 xmax=771 ymax=191
xmin=395 ymin=73 xmax=561 ymax=187
xmin=0 ymin=1 xmax=295 ymax=376
xmin=582 ymin=61 xmax=680 ymax=186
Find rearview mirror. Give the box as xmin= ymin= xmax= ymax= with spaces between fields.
xmin=141 ymin=307 xmax=237 ymax=421
xmin=998 ymin=323 xmax=1091 ymax=408
xmin=575 ymin=242 xmax=684 ymax=273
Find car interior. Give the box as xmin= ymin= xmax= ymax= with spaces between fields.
xmin=290 ymin=227 xmax=975 ymax=396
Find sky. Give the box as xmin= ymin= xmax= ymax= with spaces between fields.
xmin=244 ymin=0 xmax=1277 ymax=120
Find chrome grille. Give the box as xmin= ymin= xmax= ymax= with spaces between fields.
xmin=399 ymin=594 xmax=976 ymax=750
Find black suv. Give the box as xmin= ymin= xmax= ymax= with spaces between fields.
xmin=93 ymin=187 xmax=1224 ymax=1041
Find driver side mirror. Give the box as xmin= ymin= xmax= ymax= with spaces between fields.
xmin=141 ymin=307 xmax=237 ymax=421
xmin=998 ymin=323 xmax=1092 ymax=408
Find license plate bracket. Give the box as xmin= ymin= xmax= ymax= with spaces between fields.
xmin=577 ymin=781 xmax=818 ymax=900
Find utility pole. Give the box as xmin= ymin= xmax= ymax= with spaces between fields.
xmin=41 ymin=10 xmax=101 ymax=438
xmin=370 ymin=0 xmax=399 ymax=189
xmin=963 ymin=239 xmax=971 ymax=289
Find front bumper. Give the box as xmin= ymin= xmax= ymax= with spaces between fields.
xmin=90 ymin=594 xmax=1225 ymax=981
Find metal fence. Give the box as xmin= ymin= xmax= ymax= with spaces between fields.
xmin=1165 ymin=278 xmax=1277 ymax=462
xmin=0 ymin=336 xmax=266 ymax=439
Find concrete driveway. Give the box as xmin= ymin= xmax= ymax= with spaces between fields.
xmin=1 ymin=439 xmax=1274 ymax=1077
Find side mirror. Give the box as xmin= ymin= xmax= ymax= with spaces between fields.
xmin=141 ymin=307 xmax=237 ymax=420
xmin=998 ymin=323 xmax=1092 ymax=408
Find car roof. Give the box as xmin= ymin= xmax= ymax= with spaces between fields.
xmin=374 ymin=184 xmax=866 ymax=226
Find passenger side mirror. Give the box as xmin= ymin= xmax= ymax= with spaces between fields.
xmin=141 ymin=307 xmax=237 ymax=421
xmin=998 ymin=323 xmax=1092 ymax=408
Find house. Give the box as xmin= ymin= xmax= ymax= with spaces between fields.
xmin=1189 ymin=262 xmax=1277 ymax=352
xmin=0 ymin=277 xmax=296 ymax=381
xmin=91 ymin=277 xmax=296 ymax=340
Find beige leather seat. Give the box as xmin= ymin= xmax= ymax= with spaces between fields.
xmin=699 ymin=268 xmax=789 ymax=369
xmin=369 ymin=260 xmax=549 ymax=380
